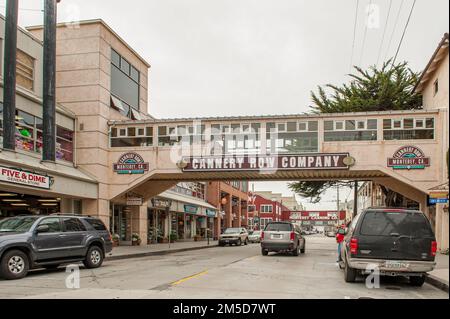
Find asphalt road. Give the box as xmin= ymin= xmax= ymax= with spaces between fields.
xmin=0 ymin=235 xmax=447 ymax=299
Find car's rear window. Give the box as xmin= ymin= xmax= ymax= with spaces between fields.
xmin=265 ymin=223 xmax=292 ymax=232
xmin=84 ymin=218 xmax=107 ymax=231
xmin=360 ymin=211 xmax=433 ymax=237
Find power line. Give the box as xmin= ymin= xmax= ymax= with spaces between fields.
xmin=358 ymin=0 xmax=373 ymax=67
xmin=383 ymin=0 xmax=405 ymax=62
xmin=392 ymin=0 xmax=417 ymax=65
xmin=376 ymin=0 xmax=393 ymax=67
xmin=0 ymin=5 xmax=43 ymax=13
xmin=349 ymin=0 xmax=360 ymax=72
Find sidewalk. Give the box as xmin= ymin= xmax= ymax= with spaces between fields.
xmin=427 ymin=253 xmax=449 ymax=293
xmin=106 ymin=240 xmax=219 ymax=261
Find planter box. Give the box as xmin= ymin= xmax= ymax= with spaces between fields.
xmin=132 ymin=240 xmax=141 ymax=246
xmin=112 ymin=241 xmax=119 ymax=248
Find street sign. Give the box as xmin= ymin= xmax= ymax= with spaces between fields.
xmin=429 ymin=191 xmax=449 ymax=204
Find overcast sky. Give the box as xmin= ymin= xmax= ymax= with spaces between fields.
xmin=2 ymin=0 xmax=448 ymax=209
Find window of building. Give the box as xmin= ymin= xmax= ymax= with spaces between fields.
xmin=266 ymin=121 xmax=319 ymax=153
xmin=248 ymin=205 xmax=256 ymax=213
xmin=383 ymin=118 xmax=435 ymax=140
xmin=110 ymin=49 xmax=140 ymax=119
xmin=110 ymin=126 xmax=153 ymax=147
xmin=260 ymin=205 xmax=273 ymax=213
xmin=16 ymin=49 xmax=34 ymax=91
xmin=324 ymin=119 xmax=377 ymax=142
xmin=56 ymin=126 xmax=74 ymax=162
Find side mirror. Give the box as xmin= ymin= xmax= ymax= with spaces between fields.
xmin=36 ymin=224 xmax=50 ymax=234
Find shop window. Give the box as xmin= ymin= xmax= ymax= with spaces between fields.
xmin=56 ymin=126 xmax=74 ymax=162
xmin=16 ymin=49 xmax=34 ymax=91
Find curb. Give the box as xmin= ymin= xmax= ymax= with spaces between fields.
xmin=426 ymin=274 xmax=449 ymax=293
xmin=106 ymin=244 xmax=219 ymax=261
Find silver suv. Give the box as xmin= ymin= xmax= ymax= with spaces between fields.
xmin=261 ymin=222 xmax=306 ymax=256
xmin=219 ymin=227 xmax=249 ymax=246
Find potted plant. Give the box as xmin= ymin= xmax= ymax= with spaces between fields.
xmin=132 ymin=233 xmax=141 ymax=246
xmin=169 ymin=230 xmax=178 ymax=242
xmin=112 ymin=234 xmax=120 ymax=247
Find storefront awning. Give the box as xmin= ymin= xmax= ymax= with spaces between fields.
xmin=156 ymin=190 xmax=218 ymax=212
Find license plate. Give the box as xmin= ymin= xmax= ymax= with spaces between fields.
xmin=271 ymin=234 xmax=282 ymax=239
xmin=384 ymin=261 xmax=409 ymax=269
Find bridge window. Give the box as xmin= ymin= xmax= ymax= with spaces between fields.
xmin=210 ymin=123 xmax=261 ymax=155
xmin=383 ymin=118 xmax=434 ymax=140
xmin=324 ymin=119 xmax=377 ymax=142
xmin=266 ymin=121 xmax=319 ymax=153
xmin=110 ymin=126 xmax=153 ymax=147
xmin=158 ymin=124 xmax=206 ymax=146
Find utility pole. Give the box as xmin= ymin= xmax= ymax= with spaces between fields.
xmin=42 ymin=0 xmax=59 ymax=162
xmin=353 ymin=181 xmax=358 ymax=217
xmin=2 ymin=0 xmax=19 ymax=151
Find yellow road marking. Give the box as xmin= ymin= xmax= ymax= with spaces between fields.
xmin=171 ymin=270 xmax=208 ymax=286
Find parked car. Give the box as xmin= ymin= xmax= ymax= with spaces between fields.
xmin=219 ymin=227 xmax=249 ymax=246
xmin=0 ymin=215 xmax=113 ymax=280
xmin=261 ymin=222 xmax=305 ymax=256
xmin=340 ymin=208 xmax=437 ymax=286
xmin=326 ymin=231 xmax=336 ymax=237
xmin=248 ymin=230 xmax=262 ymax=243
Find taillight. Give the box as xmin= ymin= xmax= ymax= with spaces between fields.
xmin=431 ymin=241 xmax=437 ymax=257
xmin=261 ymin=232 xmax=264 ymax=240
xmin=350 ymin=238 xmax=358 ymax=255
xmin=290 ymin=232 xmax=295 ymax=241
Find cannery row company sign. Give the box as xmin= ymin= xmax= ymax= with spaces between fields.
xmin=181 ymin=153 xmax=354 ymax=172
xmin=113 ymin=153 xmax=149 ymax=174
xmin=387 ymin=146 xmax=430 ymax=170
xmin=0 ymin=165 xmax=52 ymax=190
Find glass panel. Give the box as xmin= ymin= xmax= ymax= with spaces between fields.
xmin=266 ymin=122 xmax=276 ymax=132
xmin=324 ymin=121 xmax=334 ymax=131
xmin=146 ymin=127 xmax=153 ymax=137
xmin=138 ymin=128 xmax=145 ymax=136
xmin=426 ymin=118 xmax=434 ymax=128
xmin=158 ymin=126 xmax=167 ymax=136
xmin=111 ymin=137 xmax=153 ymax=147
xmin=287 ymin=122 xmax=297 ymax=132
xmin=383 ymin=119 xmax=391 ymax=129
xmin=357 ymin=121 xmax=365 ymax=130
xmin=57 ymin=126 xmax=74 ymax=141
xmin=404 ymin=118 xmax=414 ymax=129
xmin=298 ymin=122 xmax=307 ymax=131
xmin=56 ymin=138 xmax=73 ymax=162
xmin=324 ymin=131 xmax=377 ymax=142
xmin=127 ymin=127 xmax=136 ymax=137
xmin=393 ymin=120 xmax=402 ymax=129
xmin=17 ymin=111 xmax=35 ymax=127
xmin=111 ymin=65 xmax=139 ymax=109
xmin=130 ymin=66 xmax=139 ymax=82
xmin=367 ymin=119 xmax=377 ymax=130
xmin=308 ymin=121 xmax=318 ymax=132
xmin=121 ymin=58 xmax=130 ymax=75
xmin=415 ymin=119 xmax=424 ymax=128
xmin=384 ymin=130 xmax=434 ymax=140
xmin=177 ymin=125 xmax=187 ymax=135
xmin=345 ymin=120 xmax=355 ymax=130
xmin=111 ymin=127 xmax=117 ymax=137
xmin=335 ymin=121 xmax=344 ymax=130
xmin=111 ymin=49 xmax=120 ymax=67
xmin=277 ymin=123 xmax=286 ymax=132
xmin=231 ymin=124 xmax=240 ymax=133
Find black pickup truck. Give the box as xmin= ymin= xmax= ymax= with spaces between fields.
xmin=0 ymin=215 xmax=113 ymax=280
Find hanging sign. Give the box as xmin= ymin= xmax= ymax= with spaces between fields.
xmin=387 ymin=146 xmax=430 ymax=170
xmin=113 ymin=153 xmax=149 ymax=174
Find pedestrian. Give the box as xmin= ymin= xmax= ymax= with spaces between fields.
xmin=336 ymin=227 xmax=345 ymax=262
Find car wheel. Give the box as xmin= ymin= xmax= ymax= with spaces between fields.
xmin=409 ymin=275 xmax=426 ymax=287
xmin=344 ymin=260 xmax=357 ymax=283
xmin=244 ymin=238 xmax=249 ymax=245
xmin=0 ymin=250 xmax=30 ymax=280
xmin=292 ymin=245 xmax=299 ymax=256
xmin=300 ymin=245 xmax=305 ymax=254
xmin=261 ymin=248 xmax=268 ymax=256
xmin=237 ymin=239 xmax=242 ymax=246
xmin=83 ymin=246 xmax=104 ymax=269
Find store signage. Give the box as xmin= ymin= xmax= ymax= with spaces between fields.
xmin=0 ymin=165 xmax=51 ymax=190
xmin=181 ymin=153 xmax=352 ymax=172
xmin=126 ymin=195 xmax=143 ymax=206
xmin=429 ymin=192 xmax=449 ymax=204
xmin=184 ymin=205 xmax=198 ymax=214
xmin=151 ymin=198 xmax=172 ymax=209
xmin=113 ymin=153 xmax=149 ymax=174
xmin=387 ymin=146 xmax=430 ymax=170
xmin=289 ymin=211 xmax=345 ymax=221
xmin=206 ymin=209 xmax=217 ymax=218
